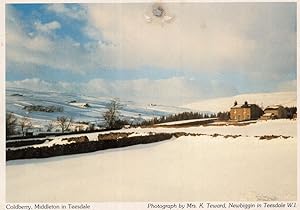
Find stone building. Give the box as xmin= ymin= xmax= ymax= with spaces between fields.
xmin=260 ymin=105 xmax=287 ymax=120
xmin=230 ymin=101 xmax=263 ymax=121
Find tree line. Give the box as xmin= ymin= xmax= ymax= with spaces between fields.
xmin=139 ymin=112 xmax=217 ymax=126
xmin=285 ymin=106 xmax=297 ymax=118
xmin=6 ymin=113 xmax=74 ymax=138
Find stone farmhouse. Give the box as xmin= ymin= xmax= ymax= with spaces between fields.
xmin=230 ymin=101 xmax=263 ymax=121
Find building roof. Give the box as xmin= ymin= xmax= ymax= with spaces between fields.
xmin=231 ymin=104 xmax=256 ymax=109
xmin=264 ymin=105 xmax=283 ymax=110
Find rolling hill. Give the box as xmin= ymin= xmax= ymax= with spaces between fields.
xmin=6 ymin=87 xmax=192 ymax=128
xmin=182 ymin=91 xmax=296 ymax=113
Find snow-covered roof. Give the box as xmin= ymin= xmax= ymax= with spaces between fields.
xmin=231 ymin=104 xmax=256 ymax=108
xmin=265 ymin=105 xmax=283 ymax=110
xmin=262 ymin=113 xmax=274 ymax=117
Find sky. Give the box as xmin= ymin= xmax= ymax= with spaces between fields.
xmin=5 ymin=3 xmax=297 ymax=105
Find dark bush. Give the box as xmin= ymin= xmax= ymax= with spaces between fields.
xmin=259 ymin=135 xmax=282 ymax=140
xmin=23 ymin=105 xmax=64 ymax=113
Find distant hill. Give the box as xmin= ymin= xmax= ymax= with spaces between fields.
xmin=5 ymin=87 xmax=192 ymax=126
xmin=182 ymin=92 xmax=297 ymax=113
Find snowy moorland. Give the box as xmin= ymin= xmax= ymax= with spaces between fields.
xmin=182 ymin=91 xmax=296 ymax=112
xmin=6 ymin=87 xmax=192 ymax=128
xmin=6 ymin=119 xmax=297 ymax=202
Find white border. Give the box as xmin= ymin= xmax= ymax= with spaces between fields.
xmin=297 ymin=0 xmax=299 ymax=204
xmin=0 ymin=1 xmax=5 ymax=210
xmin=0 ymin=1 xmax=298 ymax=210
xmin=3 ymin=0 xmax=299 ymax=3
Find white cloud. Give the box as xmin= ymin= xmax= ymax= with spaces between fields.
xmin=47 ymin=4 xmax=87 ymax=20
xmin=7 ymin=3 xmax=296 ymax=77
xmin=6 ymin=6 xmax=102 ymax=74
xmin=80 ymin=3 xmax=296 ymax=83
xmin=6 ymin=77 xmax=238 ymax=105
xmin=7 ymin=78 xmax=57 ymax=92
xmin=6 ymin=3 xmax=296 ymax=102
xmin=34 ymin=21 xmax=61 ymax=33
xmin=83 ymin=77 xmax=199 ymax=104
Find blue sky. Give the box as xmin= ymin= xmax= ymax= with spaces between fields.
xmin=6 ymin=3 xmax=297 ymax=105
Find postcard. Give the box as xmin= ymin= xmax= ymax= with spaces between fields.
xmin=1 ymin=1 xmax=298 ymax=209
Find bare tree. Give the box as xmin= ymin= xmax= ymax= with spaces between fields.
xmin=46 ymin=120 xmax=55 ymax=132
xmin=89 ymin=124 xmax=95 ymax=131
xmin=6 ymin=112 xmax=17 ymax=137
xmin=103 ymin=99 xmax=122 ymax=129
xmin=56 ymin=116 xmax=73 ymax=133
xmin=19 ymin=117 xmax=33 ymax=136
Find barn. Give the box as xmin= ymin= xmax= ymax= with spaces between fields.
xmin=260 ymin=105 xmax=287 ymax=120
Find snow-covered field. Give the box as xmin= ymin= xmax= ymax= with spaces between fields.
xmin=157 ymin=118 xmax=217 ymax=126
xmin=8 ymin=119 xmax=295 ymax=149
xmin=6 ymin=119 xmax=297 ymax=202
xmin=131 ymin=119 xmax=297 ymax=137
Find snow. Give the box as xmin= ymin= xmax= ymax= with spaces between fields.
xmin=36 ymin=137 xmax=73 ymax=147
xmin=145 ymin=104 xmax=193 ymax=114
xmin=6 ymin=87 xmax=196 ymax=131
xmin=263 ymin=113 xmax=274 ymax=117
xmin=124 ymin=119 xmax=296 ymax=138
xmin=157 ymin=118 xmax=216 ymax=126
xmin=127 ymin=132 xmax=150 ymax=137
xmin=9 ymin=119 xmax=296 ymax=149
xmin=265 ymin=105 xmax=283 ymax=109
xmin=69 ymin=102 xmax=89 ymax=108
xmin=6 ymin=119 xmax=296 ymax=202
xmin=182 ymin=91 xmax=296 ymax=113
